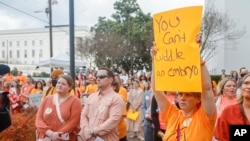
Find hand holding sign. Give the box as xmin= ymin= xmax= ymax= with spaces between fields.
xmin=153 ymin=6 xmax=203 ymax=92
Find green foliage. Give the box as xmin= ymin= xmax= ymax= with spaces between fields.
xmin=75 ymin=0 xmax=245 ymax=73
xmin=210 ymin=75 xmax=221 ymax=83
xmin=40 ymin=72 xmax=50 ymax=77
xmin=87 ymin=0 xmax=153 ymax=72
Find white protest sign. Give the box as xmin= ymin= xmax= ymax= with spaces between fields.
xmin=29 ymin=93 xmax=43 ymax=107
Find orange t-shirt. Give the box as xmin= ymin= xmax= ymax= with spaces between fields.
xmin=162 ymin=104 xmax=216 ymax=141
xmin=31 ymin=88 xmax=43 ymax=94
xmin=158 ymin=93 xmax=176 ymax=130
xmin=20 ymin=83 xmax=34 ymax=102
xmin=85 ymin=84 xmax=98 ymax=94
xmin=118 ymin=86 xmax=127 ymax=139
xmin=3 ymin=73 xmax=14 ymax=83
xmin=17 ymin=75 xmax=26 ymax=85
xmin=79 ymin=85 xmax=86 ymax=94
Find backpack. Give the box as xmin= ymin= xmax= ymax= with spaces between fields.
xmin=0 ymin=91 xmax=11 ymax=132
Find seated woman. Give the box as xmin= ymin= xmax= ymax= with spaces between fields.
xmin=150 ymin=34 xmax=216 ymax=141
xmin=214 ymin=73 xmax=250 ymax=141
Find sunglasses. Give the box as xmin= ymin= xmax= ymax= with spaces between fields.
xmin=96 ymin=75 xmax=109 ymax=79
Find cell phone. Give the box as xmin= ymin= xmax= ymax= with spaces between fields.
xmin=59 ymin=133 xmax=69 ymax=140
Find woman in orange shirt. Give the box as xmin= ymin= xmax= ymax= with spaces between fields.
xmin=84 ymin=77 xmax=98 ymax=95
xmin=151 ymin=34 xmax=216 ymax=141
xmin=112 ymin=81 xmax=128 ymax=141
xmin=31 ymin=81 xmax=44 ymax=94
xmin=36 ymin=75 xmax=82 ymax=141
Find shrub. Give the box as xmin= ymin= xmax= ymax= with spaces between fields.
xmin=0 ymin=107 xmax=37 ymax=141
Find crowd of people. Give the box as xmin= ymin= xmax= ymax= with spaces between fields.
xmin=0 ymin=34 xmax=250 ymax=141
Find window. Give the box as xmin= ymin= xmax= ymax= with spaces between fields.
xmin=32 ymin=40 xmax=35 ymax=46
xmin=2 ymin=42 xmax=5 ymax=47
xmin=9 ymin=51 xmax=12 ymax=58
xmin=2 ymin=51 xmax=5 ymax=58
xmin=17 ymin=41 xmax=20 ymax=47
xmin=32 ymin=50 xmax=35 ymax=57
xmin=39 ymin=40 xmax=43 ymax=46
xmin=9 ymin=41 xmax=12 ymax=47
xmin=17 ymin=50 xmax=20 ymax=58
xmin=39 ymin=49 xmax=43 ymax=57
xmin=24 ymin=41 xmax=27 ymax=46
xmin=24 ymin=50 xmax=27 ymax=58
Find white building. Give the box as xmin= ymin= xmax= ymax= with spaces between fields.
xmin=206 ymin=0 xmax=250 ymax=75
xmin=0 ymin=26 xmax=91 ymax=75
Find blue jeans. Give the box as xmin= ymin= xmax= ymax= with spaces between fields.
xmin=143 ymin=119 xmax=154 ymax=141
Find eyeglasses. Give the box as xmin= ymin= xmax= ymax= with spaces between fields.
xmin=96 ymin=75 xmax=109 ymax=79
xmin=241 ymin=73 xmax=247 ymax=77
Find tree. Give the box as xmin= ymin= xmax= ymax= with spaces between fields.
xmin=200 ymin=2 xmax=246 ymax=60
xmin=112 ymin=0 xmax=153 ymax=73
xmin=75 ymin=37 xmax=96 ymax=68
xmin=89 ymin=0 xmax=153 ymax=73
xmin=90 ymin=17 xmax=126 ymax=68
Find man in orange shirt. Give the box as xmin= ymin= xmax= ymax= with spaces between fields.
xmin=78 ymin=68 xmax=124 ymax=141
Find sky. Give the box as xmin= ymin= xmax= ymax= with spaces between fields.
xmin=0 ymin=0 xmax=204 ymax=30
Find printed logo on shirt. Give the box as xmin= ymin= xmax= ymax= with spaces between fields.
xmin=45 ymin=108 xmax=52 ymax=114
xmin=183 ymin=118 xmax=192 ymax=127
xmin=98 ymin=102 xmax=105 ymax=112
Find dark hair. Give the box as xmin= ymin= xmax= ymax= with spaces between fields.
xmin=98 ymin=68 xmax=115 ymax=82
xmin=34 ymin=81 xmax=44 ymax=91
xmin=239 ymin=67 xmax=247 ymax=73
xmin=38 ymin=79 xmax=46 ymax=86
xmin=112 ymin=81 xmax=120 ymax=93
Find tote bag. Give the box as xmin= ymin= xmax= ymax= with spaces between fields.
xmin=127 ymin=109 xmax=139 ymax=121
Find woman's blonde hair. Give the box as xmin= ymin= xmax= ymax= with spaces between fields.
xmin=216 ymin=77 xmax=236 ymax=97
xmin=237 ymin=73 xmax=250 ymax=103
